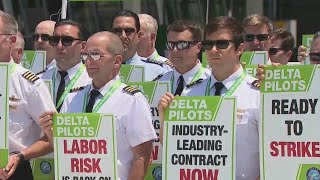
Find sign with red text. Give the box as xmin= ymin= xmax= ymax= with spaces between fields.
xmin=21 ymin=50 xmax=46 ymax=73
xmin=163 ymin=96 xmax=236 ymax=180
xmin=0 ymin=63 xmax=9 ymax=168
xmin=260 ymin=65 xmax=320 ymax=180
xmin=53 ymin=113 xmax=117 ymax=180
xmin=128 ymin=81 xmax=170 ymax=180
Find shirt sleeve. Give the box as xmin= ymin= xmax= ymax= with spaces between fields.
xmin=26 ymin=80 xmax=56 ymax=126
xmin=126 ymin=94 xmax=157 ymax=147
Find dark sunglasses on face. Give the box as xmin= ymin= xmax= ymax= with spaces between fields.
xmin=202 ymin=40 xmax=233 ymax=50
xmin=32 ymin=34 xmax=50 ymax=42
xmin=81 ymin=51 xmax=114 ymax=61
xmin=111 ymin=27 xmax=136 ymax=36
xmin=244 ymin=34 xmax=269 ymax=42
xmin=48 ymin=36 xmax=83 ymax=47
xmin=309 ymin=52 xmax=320 ymax=61
xmin=166 ymin=41 xmax=198 ymax=50
xmin=268 ymin=47 xmax=285 ymax=56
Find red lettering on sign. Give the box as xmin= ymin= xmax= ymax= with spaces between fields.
xmin=151 ymin=145 xmax=159 ymax=161
xmin=270 ymin=141 xmax=320 ymax=157
xmin=70 ymin=158 xmax=102 ymax=173
xmin=64 ymin=140 xmax=107 ymax=154
xmin=179 ymin=169 xmax=219 ymax=180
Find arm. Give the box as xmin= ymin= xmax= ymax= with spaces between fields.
xmin=159 ymin=92 xmax=175 ymax=145
xmin=127 ymin=140 xmax=153 ymax=180
xmin=4 ymin=135 xmax=53 ymax=178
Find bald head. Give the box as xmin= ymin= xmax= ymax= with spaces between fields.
xmin=35 ymin=20 xmax=55 ymax=35
xmin=89 ymin=31 xmax=124 ymax=56
xmin=138 ymin=14 xmax=158 ymax=35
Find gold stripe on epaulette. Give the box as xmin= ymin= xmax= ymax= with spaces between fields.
xmin=70 ymin=86 xmax=85 ymax=93
xmin=186 ymin=78 xmax=203 ymax=88
xmin=123 ymin=86 xmax=140 ymax=94
xmin=22 ymin=71 xmax=39 ymax=83
xmin=251 ymin=80 xmax=261 ymax=89
xmin=152 ymin=73 xmax=164 ymax=81
xmin=165 ymin=60 xmax=174 ymax=68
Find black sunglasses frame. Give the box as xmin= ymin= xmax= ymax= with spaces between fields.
xmin=244 ymin=34 xmax=270 ymax=42
xmin=111 ymin=27 xmax=136 ymax=36
xmin=202 ymin=40 xmax=233 ymax=50
xmin=166 ymin=41 xmax=199 ymax=50
xmin=32 ymin=34 xmax=50 ymax=42
xmin=268 ymin=47 xmax=285 ymax=56
xmin=48 ymin=36 xmax=83 ymax=47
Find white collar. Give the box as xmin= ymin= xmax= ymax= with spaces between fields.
xmin=210 ymin=66 xmax=243 ymax=90
xmin=56 ymin=62 xmax=82 ymax=79
xmin=125 ymin=53 xmax=141 ymax=65
xmin=47 ymin=60 xmax=56 ymax=70
xmin=89 ymin=75 xmax=120 ymax=95
xmin=173 ymin=60 xmax=202 ymax=85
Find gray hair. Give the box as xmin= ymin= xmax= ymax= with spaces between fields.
xmin=138 ymin=14 xmax=158 ymax=35
xmin=0 ymin=10 xmax=18 ymax=34
xmin=14 ymin=31 xmax=25 ymax=49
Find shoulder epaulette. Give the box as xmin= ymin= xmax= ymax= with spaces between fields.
xmin=22 ymin=71 xmax=39 ymax=83
xmin=152 ymin=73 xmax=164 ymax=81
xmin=251 ymin=80 xmax=261 ymax=89
xmin=141 ymin=58 xmax=164 ymax=67
xmin=35 ymin=68 xmax=47 ymax=75
xmin=164 ymin=59 xmax=174 ymax=68
xmin=70 ymin=86 xmax=85 ymax=93
xmin=186 ymin=78 xmax=203 ymax=88
xmin=123 ymin=86 xmax=141 ymax=95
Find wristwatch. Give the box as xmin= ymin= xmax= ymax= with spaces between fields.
xmin=10 ymin=151 xmax=25 ymax=162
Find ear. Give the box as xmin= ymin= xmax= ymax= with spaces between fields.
xmin=114 ymin=54 xmax=123 ymax=68
xmin=137 ymin=31 xmax=142 ymax=40
xmin=81 ymin=41 xmax=86 ymax=50
xmin=17 ymin=48 xmax=23 ymax=58
xmin=150 ymin=32 xmax=156 ymax=42
xmin=286 ymin=50 xmax=293 ymax=60
xmin=236 ymin=43 xmax=245 ymax=56
xmin=196 ymin=41 xmax=202 ymax=53
xmin=9 ymin=35 xmax=17 ymax=46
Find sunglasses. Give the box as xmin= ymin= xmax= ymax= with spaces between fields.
xmin=81 ymin=51 xmax=114 ymax=61
xmin=244 ymin=34 xmax=269 ymax=42
xmin=202 ymin=40 xmax=233 ymax=50
xmin=309 ymin=52 xmax=320 ymax=61
xmin=32 ymin=34 xmax=50 ymax=42
xmin=111 ymin=27 xmax=136 ymax=36
xmin=48 ymin=36 xmax=83 ymax=47
xmin=268 ymin=47 xmax=285 ymax=55
xmin=166 ymin=41 xmax=198 ymax=50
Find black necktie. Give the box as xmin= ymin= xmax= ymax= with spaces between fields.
xmin=56 ymin=71 xmax=68 ymax=111
xmin=174 ymin=75 xmax=184 ymax=96
xmin=214 ymin=82 xmax=224 ymax=96
xmin=85 ymin=89 xmax=100 ymax=113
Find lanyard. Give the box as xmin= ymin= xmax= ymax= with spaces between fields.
xmin=83 ymin=80 xmax=122 ymax=113
xmin=153 ymin=52 xmax=160 ymax=61
xmin=53 ymin=64 xmax=85 ymax=108
xmin=171 ymin=66 xmax=205 ymax=93
xmin=205 ymin=72 xmax=246 ymax=96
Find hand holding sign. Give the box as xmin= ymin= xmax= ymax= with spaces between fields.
xmin=158 ymin=92 xmax=175 ymax=145
xmin=38 ymin=111 xmax=56 ymax=146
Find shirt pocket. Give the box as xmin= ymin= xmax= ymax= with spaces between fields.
xmin=237 ymin=108 xmax=249 ymax=124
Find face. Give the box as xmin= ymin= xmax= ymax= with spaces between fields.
xmin=310 ymin=37 xmax=320 ymax=64
xmin=167 ymin=30 xmax=200 ymax=70
xmin=269 ymin=38 xmax=290 ymax=65
xmin=34 ymin=22 xmax=55 ymax=62
xmin=83 ymin=36 xmax=121 ymax=80
xmin=0 ymin=20 xmax=15 ymax=62
xmin=204 ymin=29 xmax=243 ymax=69
xmin=244 ymin=24 xmax=271 ymax=51
xmin=112 ymin=16 xmax=139 ymax=57
xmin=52 ymin=25 xmax=83 ymax=65
xmin=137 ymin=23 xmax=153 ymax=54
xmin=11 ymin=47 xmax=23 ymax=64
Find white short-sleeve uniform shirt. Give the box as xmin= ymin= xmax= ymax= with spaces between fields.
xmin=183 ymin=66 xmax=260 ymax=180
xmin=60 ymin=76 xmax=157 ymax=180
xmin=156 ymin=61 xmax=211 ymax=94
xmin=8 ymin=60 xmax=56 ymax=152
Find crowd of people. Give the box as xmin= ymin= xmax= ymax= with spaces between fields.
xmin=0 ymin=7 xmax=317 ymax=180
